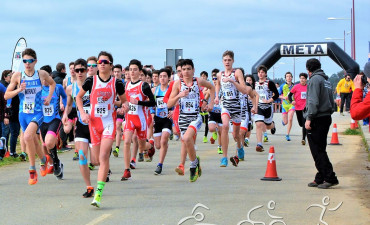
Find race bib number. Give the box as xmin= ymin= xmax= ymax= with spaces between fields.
xmin=83 ymin=106 xmax=91 ymax=114
xmin=94 ymin=103 xmax=108 ymax=117
xmin=42 ymin=105 xmax=54 ymax=117
xmin=128 ymin=103 xmax=138 ymax=115
xmin=156 ymin=97 xmax=166 ymax=109
xmin=183 ymin=99 xmax=196 ymax=113
xmin=259 ymin=93 xmax=267 ymax=103
xmin=223 ymin=90 xmax=236 ymax=100
xmin=23 ymin=102 xmax=35 ymax=114
xmin=301 ymin=92 xmax=307 ymax=99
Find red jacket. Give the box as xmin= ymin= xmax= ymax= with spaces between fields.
xmin=350 ymin=88 xmax=370 ymax=120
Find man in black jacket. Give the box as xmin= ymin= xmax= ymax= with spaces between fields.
xmin=52 ymin=62 xmax=67 ymax=85
xmin=304 ymin=58 xmax=338 ymax=189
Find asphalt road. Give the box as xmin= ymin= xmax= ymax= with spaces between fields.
xmin=0 ymin=112 xmax=369 ymax=225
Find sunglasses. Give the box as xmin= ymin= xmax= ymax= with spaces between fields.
xmin=87 ymin=64 xmax=97 ymax=68
xmin=97 ymin=59 xmax=112 ymax=65
xmin=74 ymin=68 xmax=86 ymax=73
xmin=212 ymin=77 xmax=217 ymax=80
xmin=6 ymin=73 xmax=12 ymax=77
xmin=23 ymin=59 xmax=36 ymax=64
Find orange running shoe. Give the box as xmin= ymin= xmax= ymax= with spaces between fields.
xmin=40 ymin=155 xmax=50 ymax=177
xmin=175 ymin=164 xmax=185 ymax=176
xmin=28 ymin=170 xmax=38 ymax=185
xmin=47 ymin=164 xmax=54 ymax=174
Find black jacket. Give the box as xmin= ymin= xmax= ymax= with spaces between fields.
xmin=52 ymin=71 xmax=67 ymax=85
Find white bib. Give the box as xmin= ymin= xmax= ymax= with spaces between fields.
xmin=128 ymin=103 xmax=139 ymax=115
xmin=301 ymin=92 xmax=307 ymax=99
xmin=42 ymin=105 xmax=54 ymax=117
xmin=94 ymin=103 xmax=108 ymax=117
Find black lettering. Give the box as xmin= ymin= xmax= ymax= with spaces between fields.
xmin=296 ymin=45 xmax=304 ymax=54
xmin=283 ymin=45 xmax=294 ymax=55
xmin=314 ymin=45 xmax=324 ymax=54
xmin=305 ymin=44 xmax=314 ymax=54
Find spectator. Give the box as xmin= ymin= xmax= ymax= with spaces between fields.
xmin=304 ymin=58 xmax=338 ymax=189
xmin=350 ymin=62 xmax=370 ymax=120
xmin=52 ymin=62 xmax=67 ymax=85
xmin=336 ymin=74 xmax=355 ymax=115
xmin=1 ymin=70 xmax=20 ymax=158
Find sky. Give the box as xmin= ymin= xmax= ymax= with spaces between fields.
xmin=0 ymin=0 xmax=369 ymax=81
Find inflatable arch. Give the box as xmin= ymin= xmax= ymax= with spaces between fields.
xmin=251 ymin=42 xmax=359 ymax=79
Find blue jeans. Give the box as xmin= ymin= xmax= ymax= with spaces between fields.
xmin=1 ymin=121 xmax=20 ymax=154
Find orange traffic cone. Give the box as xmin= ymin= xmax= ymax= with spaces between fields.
xmin=350 ymin=119 xmax=356 ymax=129
xmin=261 ymin=146 xmax=282 ymax=181
xmin=4 ymin=150 xmax=10 ymax=158
xmin=329 ymin=123 xmax=342 ymax=145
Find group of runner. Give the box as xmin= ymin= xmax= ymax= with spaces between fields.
xmin=3 ymin=48 xmax=308 ymax=208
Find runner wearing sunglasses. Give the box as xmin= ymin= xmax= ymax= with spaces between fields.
xmin=5 ymin=48 xmax=56 ymax=185
xmin=76 ymin=52 xmax=126 ymax=208
xmin=208 ymin=74 xmax=223 ymax=154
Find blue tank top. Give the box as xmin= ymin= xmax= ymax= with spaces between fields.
xmin=19 ymin=70 xmax=43 ymax=114
xmin=72 ymin=82 xmax=90 ymax=125
xmin=154 ymin=85 xmax=169 ymax=118
xmin=41 ymin=84 xmax=63 ymax=123
xmin=67 ymin=77 xmax=76 ymax=108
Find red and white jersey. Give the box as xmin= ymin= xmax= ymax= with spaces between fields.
xmin=125 ymin=81 xmax=148 ymax=118
xmin=90 ymin=76 xmax=117 ymax=119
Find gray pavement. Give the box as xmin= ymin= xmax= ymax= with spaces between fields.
xmin=0 ymin=112 xmax=369 ymax=225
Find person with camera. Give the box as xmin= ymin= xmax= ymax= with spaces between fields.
xmin=351 ymin=62 xmax=370 ymax=120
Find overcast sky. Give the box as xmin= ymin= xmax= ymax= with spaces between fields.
xmin=0 ymin=0 xmax=369 ymax=80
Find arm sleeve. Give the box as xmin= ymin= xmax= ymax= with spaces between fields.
xmin=163 ymin=81 xmax=174 ymax=103
xmin=269 ymin=81 xmax=279 ymax=100
xmin=350 ymin=88 xmax=370 ymax=120
xmin=57 ymin=84 xmax=67 ymax=107
xmin=82 ymin=76 xmax=93 ymax=93
xmin=350 ymin=81 xmax=355 ymax=92
xmin=336 ymin=79 xmax=343 ymax=93
xmin=115 ymin=79 xmax=125 ymax=95
xmin=138 ymin=82 xmax=156 ymax=107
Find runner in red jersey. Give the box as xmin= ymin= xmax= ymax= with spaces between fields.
xmin=76 ymin=51 xmax=125 ymax=208
xmin=121 ymin=59 xmax=156 ymax=181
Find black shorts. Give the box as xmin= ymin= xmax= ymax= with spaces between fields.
xmin=75 ymin=120 xmax=91 ymax=143
xmin=68 ymin=107 xmax=78 ymax=120
xmin=40 ymin=118 xmax=62 ymax=142
xmin=117 ymin=113 xmax=125 ymax=121
xmin=209 ymin=112 xmax=222 ymax=125
xmin=153 ymin=116 xmax=173 ymax=136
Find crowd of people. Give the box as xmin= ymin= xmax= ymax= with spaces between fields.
xmin=1 ymin=48 xmax=355 ymax=208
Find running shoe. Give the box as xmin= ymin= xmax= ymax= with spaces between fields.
xmin=170 ymin=133 xmax=173 ymax=140
xmin=28 ymin=169 xmax=38 ymax=185
xmin=286 ymin=135 xmax=291 ymax=141
xmin=91 ymin=193 xmax=101 ymax=208
xmin=154 ymin=166 xmax=162 ymax=175
xmin=210 ymin=137 xmax=215 ymax=144
xmin=83 ymin=187 xmax=94 ymax=198
xmin=56 ymin=163 xmax=64 ymax=180
xmin=40 ymin=155 xmax=50 ymax=177
xmin=256 ymin=144 xmax=264 ymax=152
xmin=263 ymin=136 xmax=269 ymax=142
xmin=121 ymin=169 xmax=131 ymax=181
xmin=244 ymin=138 xmax=249 ymax=147
xmin=175 ymin=164 xmax=185 ymax=176
xmin=212 ymin=132 xmax=218 ymax=141
xmin=174 ymin=135 xmax=180 ymax=141
xmin=130 ymin=160 xmax=136 ymax=169
xmin=47 ymin=164 xmax=54 ymax=174
xmin=189 ymin=156 xmax=201 ymax=182
xmin=88 ymin=163 xmax=95 ymax=170
xmin=148 ymin=147 xmax=155 ymax=162
xmin=113 ymin=147 xmax=119 ymax=157
xmin=271 ymin=122 xmax=276 ymax=134
xmin=106 ymin=169 xmax=112 ymax=182
xmin=143 ymin=150 xmax=150 ymax=161
xmin=11 ymin=153 xmax=19 ymax=158
xmin=220 ymin=157 xmax=228 ymax=167
xmin=301 ymin=140 xmax=306 ymax=145
xmin=53 ymin=161 xmax=62 ymax=176
xmin=282 ymin=120 xmax=286 ymax=126
xmin=19 ymin=152 xmax=27 ymax=161
xmin=217 ymin=146 xmax=223 ymax=154
xmin=238 ymin=148 xmax=244 ymax=161
xmin=230 ymin=155 xmax=239 ymax=167
xmin=73 ymin=151 xmax=79 ymax=161
xmin=203 ymin=136 xmax=208 ymax=143
xmin=138 ymin=153 xmax=144 ymax=162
